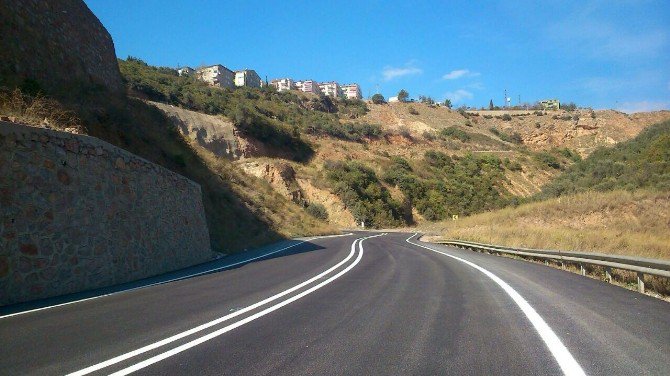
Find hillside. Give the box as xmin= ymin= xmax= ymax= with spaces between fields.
xmin=419 ymin=189 xmax=670 ymax=261
xmin=118 ymin=59 xmax=670 ymax=229
xmin=363 ymin=103 xmax=670 ymax=157
xmin=419 ymin=122 xmax=670 ymax=259
xmin=1 ymin=45 xmax=335 ymax=254
xmin=538 ymin=120 xmax=670 ymax=197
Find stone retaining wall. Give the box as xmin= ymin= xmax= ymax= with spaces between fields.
xmin=0 ymin=122 xmax=212 ymax=306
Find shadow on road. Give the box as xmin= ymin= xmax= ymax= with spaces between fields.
xmin=0 ymin=238 xmax=333 ymax=317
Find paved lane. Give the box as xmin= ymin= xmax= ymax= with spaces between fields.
xmin=1 ymin=232 xmax=668 ymax=375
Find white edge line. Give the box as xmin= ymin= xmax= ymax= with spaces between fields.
xmin=406 ymin=233 xmax=586 ymax=376
xmin=66 ymin=233 xmax=374 ymax=376
xmin=104 ymin=233 xmax=384 ymax=376
xmin=0 ymin=232 xmax=354 ymax=320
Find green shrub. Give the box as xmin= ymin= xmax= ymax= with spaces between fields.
xmin=326 ymin=161 xmax=405 ymax=227
xmin=503 ymin=158 xmax=523 ymax=171
xmin=441 ymin=126 xmax=471 ymax=142
xmin=501 ymin=114 xmax=512 ymax=121
xmin=533 ymin=151 xmax=561 ymax=169
xmin=490 ymin=127 xmax=522 ymax=144
xmin=305 ymin=203 xmax=328 ymax=220
xmin=408 ymin=105 xmax=419 ymax=115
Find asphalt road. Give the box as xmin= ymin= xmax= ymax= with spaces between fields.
xmin=1 ymin=232 xmax=669 ymax=375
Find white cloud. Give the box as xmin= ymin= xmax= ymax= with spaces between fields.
xmin=445 ymin=89 xmax=474 ymax=104
xmin=617 ymin=101 xmax=670 ymax=114
xmin=442 ymin=69 xmax=480 ymax=80
xmin=381 ymin=62 xmax=422 ymax=81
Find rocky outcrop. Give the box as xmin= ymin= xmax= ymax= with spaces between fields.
xmin=239 ymin=161 xmax=304 ymax=203
xmin=149 ymin=101 xmax=243 ymax=160
xmin=0 ymin=0 xmax=123 ymax=94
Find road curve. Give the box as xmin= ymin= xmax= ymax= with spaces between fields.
xmin=0 ymin=232 xmax=668 ymax=375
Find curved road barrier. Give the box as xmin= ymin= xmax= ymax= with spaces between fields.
xmin=431 ymin=238 xmax=670 ymax=293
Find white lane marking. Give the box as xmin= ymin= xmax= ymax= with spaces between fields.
xmin=105 ymin=233 xmax=384 ymax=376
xmin=0 ymin=232 xmax=354 ymax=320
xmin=67 ymin=233 xmax=379 ymax=376
xmin=406 ymin=234 xmax=586 ymax=376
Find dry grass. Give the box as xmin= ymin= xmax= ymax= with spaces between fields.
xmin=421 ymin=189 xmax=670 ymax=260
xmin=189 ymin=140 xmax=337 ymax=240
xmin=0 ymin=89 xmax=84 ymax=133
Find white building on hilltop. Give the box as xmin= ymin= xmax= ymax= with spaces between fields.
xmin=295 ymin=80 xmax=321 ymax=95
xmin=234 ymin=69 xmax=262 ymax=88
xmin=270 ymin=78 xmax=295 ymax=92
xmin=341 ymin=83 xmax=362 ymax=100
xmin=196 ymin=64 xmax=234 ymax=88
xmin=318 ymin=82 xmax=341 ymax=98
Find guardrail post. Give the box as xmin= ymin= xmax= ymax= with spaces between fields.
xmin=580 ymin=264 xmax=586 ymax=276
xmin=605 ymin=267 xmax=612 ymax=283
xmin=637 ymin=272 xmax=645 ymax=293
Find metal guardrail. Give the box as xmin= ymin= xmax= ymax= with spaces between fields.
xmin=434 ymin=239 xmax=670 ymax=294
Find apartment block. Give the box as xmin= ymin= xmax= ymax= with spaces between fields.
xmin=295 ymin=80 xmax=321 ymax=95
xmin=341 ymin=83 xmax=362 ymax=100
xmin=196 ymin=64 xmax=234 ymax=88
xmin=318 ymin=82 xmax=341 ymax=98
xmin=234 ymin=69 xmax=262 ymax=88
xmin=270 ymin=78 xmax=295 ymax=92
xmin=540 ymin=99 xmax=560 ymax=110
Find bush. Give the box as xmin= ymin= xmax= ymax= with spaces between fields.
xmin=422 ymin=130 xmax=437 ymax=141
xmin=562 ymin=102 xmax=577 ymax=112
xmin=503 ymin=158 xmax=523 ymax=171
xmin=441 ymin=126 xmax=471 ymax=142
xmin=501 ymin=114 xmax=512 ymax=121
xmin=399 ymin=126 xmax=412 ymax=139
xmin=490 ymin=127 xmax=522 ymax=144
xmin=408 ymin=105 xmax=419 ymax=115
xmin=533 ymin=151 xmax=561 ymax=169
xmin=0 ymin=88 xmax=85 ymax=133
xmin=326 ymin=161 xmax=405 ymax=227
xmin=371 ymin=93 xmax=385 ymax=104
xmin=305 ymin=203 xmax=328 ymax=220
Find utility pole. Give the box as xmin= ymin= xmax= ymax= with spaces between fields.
xmin=504 ymin=89 xmax=507 ymax=109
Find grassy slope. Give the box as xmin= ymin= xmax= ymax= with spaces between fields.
xmin=421 ymin=190 xmax=670 ymax=260
xmin=420 ymin=121 xmax=670 ymax=259
xmin=115 ymin=59 xmax=670 ymax=230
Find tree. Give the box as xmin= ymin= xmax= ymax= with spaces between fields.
xmin=444 ymin=99 xmax=452 ymax=109
xmin=489 ymin=99 xmax=494 ymax=110
xmin=562 ymin=102 xmax=577 ymax=112
xmin=398 ymin=89 xmax=409 ymax=102
xmin=371 ymin=93 xmax=385 ymax=104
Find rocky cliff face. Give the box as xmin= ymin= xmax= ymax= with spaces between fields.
xmin=0 ymin=0 xmax=123 ymax=94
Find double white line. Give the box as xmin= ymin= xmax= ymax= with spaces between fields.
xmin=68 ymin=233 xmax=384 ymax=376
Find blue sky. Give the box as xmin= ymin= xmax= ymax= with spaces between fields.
xmin=85 ymin=0 xmax=669 ymax=112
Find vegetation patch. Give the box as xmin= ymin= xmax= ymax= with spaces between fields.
xmin=325 ymin=160 xmax=405 ymax=228
xmin=382 ymin=152 xmax=511 ymax=220
xmin=539 ymin=121 xmax=670 ymax=198
xmin=440 ymin=126 xmax=471 ymax=142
